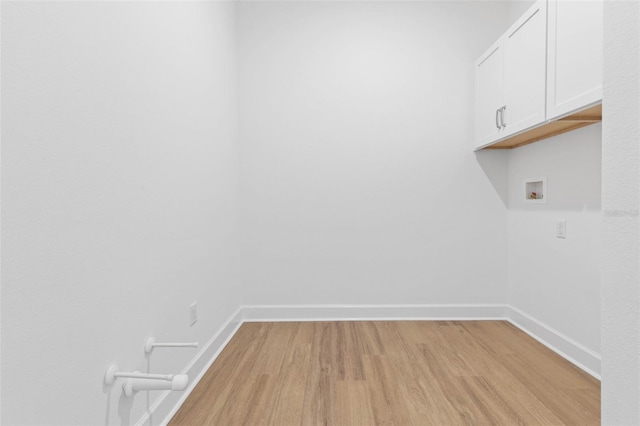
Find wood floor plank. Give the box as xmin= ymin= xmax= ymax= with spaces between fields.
xmin=334 ymin=381 xmax=376 ymax=426
xmin=417 ymin=342 xmax=493 ymax=425
xmin=169 ymin=321 xmax=600 ymax=426
xmin=383 ymin=350 xmax=462 ymax=425
xmin=267 ymin=343 xmax=311 ymax=425
xmin=363 ymin=354 xmax=414 ymax=425
xmin=495 ymin=353 xmax=600 ymax=425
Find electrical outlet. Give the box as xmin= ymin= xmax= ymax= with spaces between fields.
xmin=189 ymin=302 xmax=198 ymax=327
xmin=556 ymin=220 xmax=567 ymax=239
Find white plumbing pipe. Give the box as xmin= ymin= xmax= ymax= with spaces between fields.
xmin=122 ymin=374 xmax=189 ymax=397
xmin=105 ymin=365 xmax=174 ymax=385
xmin=114 ymin=371 xmax=174 ymax=381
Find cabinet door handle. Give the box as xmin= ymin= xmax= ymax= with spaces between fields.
xmin=496 ymin=108 xmax=501 ymax=129
xmin=501 ymin=106 xmax=507 ymax=128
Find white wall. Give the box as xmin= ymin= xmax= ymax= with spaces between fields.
xmin=507 ymin=125 xmax=602 ymax=356
xmin=508 ymin=0 xmax=535 ymax=23
xmin=237 ymin=0 xmax=510 ymax=306
xmin=601 ymin=0 xmax=640 ymax=423
xmin=1 ymin=2 xmax=240 ymax=425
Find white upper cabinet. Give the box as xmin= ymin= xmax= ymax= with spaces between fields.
xmin=474 ymin=40 xmax=505 ymax=149
xmin=474 ymin=1 xmax=547 ymax=149
xmin=474 ymin=0 xmax=603 ymax=150
xmin=502 ymin=1 xmax=547 ymax=138
xmin=546 ymin=0 xmax=603 ymax=120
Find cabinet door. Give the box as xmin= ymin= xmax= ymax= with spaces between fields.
xmin=503 ymin=0 xmax=547 ymax=138
xmin=474 ymin=38 xmax=505 ymax=149
xmin=546 ymin=0 xmax=602 ymax=120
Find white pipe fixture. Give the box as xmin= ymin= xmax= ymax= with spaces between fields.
xmin=145 ymin=337 xmax=199 ymax=354
xmin=104 ymin=365 xmax=181 ymax=386
xmin=104 ymin=337 xmax=196 ymax=396
xmin=122 ymin=375 xmax=189 ymax=398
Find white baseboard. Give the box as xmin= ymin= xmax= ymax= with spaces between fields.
xmin=241 ymin=303 xmax=509 ymax=322
xmin=133 ymin=306 xmax=244 ymax=426
xmin=507 ymin=306 xmax=601 ymax=379
xmin=143 ymin=303 xmax=600 ymax=425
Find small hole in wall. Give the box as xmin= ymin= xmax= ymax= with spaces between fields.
xmin=524 ymin=177 xmax=547 ymax=204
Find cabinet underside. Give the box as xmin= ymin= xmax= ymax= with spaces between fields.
xmin=485 ymin=103 xmax=602 ymax=149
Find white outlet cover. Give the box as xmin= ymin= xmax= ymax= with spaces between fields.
xmin=189 ymin=302 xmax=198 ymax=326
xmin=556 ymin=220 xmax=567 ymax=239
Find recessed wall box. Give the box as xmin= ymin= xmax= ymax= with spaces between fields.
xmin=524 ymin=177 xmax=547 ymax=204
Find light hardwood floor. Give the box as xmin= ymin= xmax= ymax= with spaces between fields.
xmin=170 ymin=321 xmax=600 ymax=425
